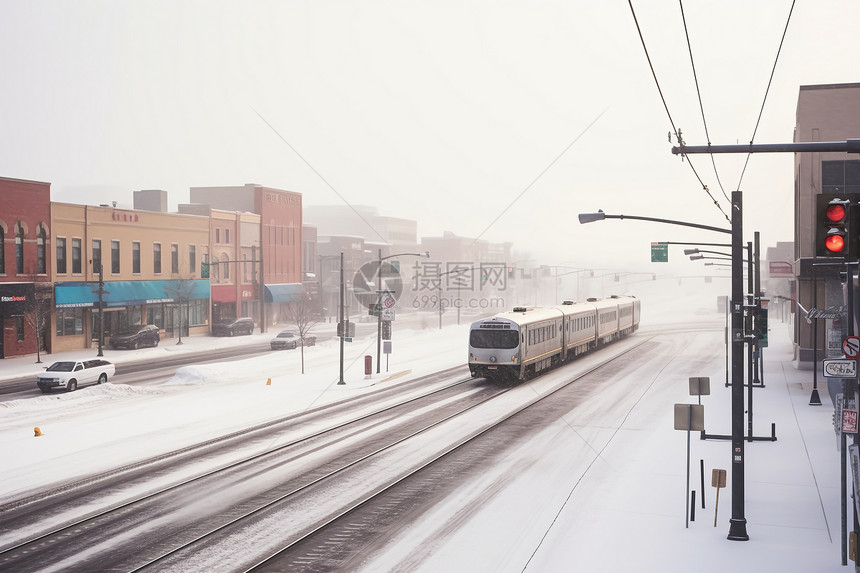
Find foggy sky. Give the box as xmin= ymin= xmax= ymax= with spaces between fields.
xmin=1 ymin=1 xmax=856 ymax=272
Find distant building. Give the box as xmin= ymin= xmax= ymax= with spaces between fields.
xmin=304 ymin=205 xmax=419 ymax=253
xmin=133 ymin=189 xmax=168 ymax=212
xmin=190 ymin=184 xmax=303 ymax=331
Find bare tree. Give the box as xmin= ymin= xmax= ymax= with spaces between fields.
xmin=164 ymin=277 xmax=197 ymax=345
xmin=283 ymin=294 xmax=320 ymax=374
xmin=19 ymin=281 xmax=49 ymax=363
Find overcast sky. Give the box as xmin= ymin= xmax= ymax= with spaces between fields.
xmin=1 ymin=1 xmax=857 ymax=270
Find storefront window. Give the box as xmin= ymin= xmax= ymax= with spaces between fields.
xmin=149 ymin=304 xmax=163 ymax=330
xmin=56 ymin=308 xmax=84 ymax=336
xmin=188 ymin=299 xmax=208 ymax=326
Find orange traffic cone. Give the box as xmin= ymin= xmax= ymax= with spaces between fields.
xmin=34 ymin=427 xmax=43 ymax=437
xmin=266 ymin=378 xmax=271 ymax=386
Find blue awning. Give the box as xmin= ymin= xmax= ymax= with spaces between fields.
xmin=264 ymin=283 xmax=304 ymax=303
xmin=55 ymin=280 xmax=210 ymax=308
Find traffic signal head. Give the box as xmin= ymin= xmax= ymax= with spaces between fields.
xmin=816 ymin=196 xmax=852 ymax=258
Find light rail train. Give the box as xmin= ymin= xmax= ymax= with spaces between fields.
xmin=468 ymin=295 xmax=640 ymax=381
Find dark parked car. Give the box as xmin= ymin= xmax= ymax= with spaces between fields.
xmin=110 ymin=324 xmax=160 ymax=349
xmin=213 ymin=317 xmax=255 ymax=337
xmin=270 ymin=330 xmax=316 ymax=350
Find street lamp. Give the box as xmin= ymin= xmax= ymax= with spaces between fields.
xmin=375 ymin=250 xmax=430 ymax=373
xmin=580 ymin=201 xmax=750 ymax=541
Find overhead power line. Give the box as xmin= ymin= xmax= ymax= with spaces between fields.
xmin=627 ymin=0 xmax=730 ymax=224
xmin=735 ymin=0 xmax=797 ymax=191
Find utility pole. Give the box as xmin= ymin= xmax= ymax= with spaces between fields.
xmin=338 ymin=252 xmax=345 ymax=385
xmin=94 ymin=261 xmax=105 ymax=357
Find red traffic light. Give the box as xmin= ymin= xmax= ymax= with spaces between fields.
xmin=817 ymin=196 xmax=854 ymax=258
xmin=825 ymin=231 xmax=846 ymax=253
xmin=825 ymin=203 xmax=847 ymax=223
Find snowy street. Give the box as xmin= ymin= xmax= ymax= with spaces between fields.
xmin=0 ymin=282 xmax=848 ymax=571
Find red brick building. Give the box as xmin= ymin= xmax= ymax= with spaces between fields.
xmin=189 ymin=184 xmax=303 ymax=331
xmin=0 ymin=177 xmax=52 ymax=359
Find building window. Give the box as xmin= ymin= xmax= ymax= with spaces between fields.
xmin=56 ymin=308 xmax=84 ymax=336
xmin=225 ymin=229 xmax=230 ymax=244
xmin=0 ymin=227 xmax=4 ymax=273
xmin=823 ymin=160 xmax=860 ymax=194
xmin=15 ymin=224 xmax=24 ymax=274
xmin=16 ymin=316 xmax=25 ymax=341
xmin=189 ymin=245 xmax=196 ymax=274
xmin=222 ymin=254 xmax=230 ymax=280
xmin=36 ymin=224 xmax=46 ymax=274
xmin=153 ymin=243 xmax=162 ymax=274
xmin=92 ymin=239 xmax=102 ymax=273
xmin=188 ymin=298 xmax=208 ymax=326
xmin=111 ymin=240 xmax=120 ymax=274
xmin=56 ymin=237 xmax=67 ymax=274
xmin=171 ymin=243 xmax=179 ymax=274
xmin=215 ymin=228 xmax=220 ymax=243
xmin=132 ymin=241 xmax=141 ymax=274
xmin=72 ymin=238 xmax=82 ymax=274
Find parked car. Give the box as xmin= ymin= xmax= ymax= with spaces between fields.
xmin=270 ymin=330 xmax=316 ymax=350
xmin=213 ymin=317 xmax=255 ymax=337
xmin=37 ymin=359 xmax=115 ymax=393
xmin=110 ymin=324 xmax=160 ymax=349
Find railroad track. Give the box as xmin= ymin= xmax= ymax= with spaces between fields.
xmin=0 ymin=334 xmax=660 ymax=572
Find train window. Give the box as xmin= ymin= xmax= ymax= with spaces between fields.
xmin=470 ymin=330 xmax=519 ymax=349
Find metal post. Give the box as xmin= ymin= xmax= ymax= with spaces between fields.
xmin=728 ymin=190 xmax=749 ymax=541
xmin=754 ymin=232 xmax=764 ymax=386
xmin=811 ymin=266 xmax=822 ymax=405
xmin=438 ymin=274 xmax=443 ymax=330
xmin=96 ymin=262 xmax=104 ymax=357
xmin=746 ymin=242 xmax=755 ymax=441
xmin=259 ymin=255 xmax=265 ymax=334
xmin=377 ymin=249 xmax=382 ymax=374
xmin=847 ymin=264 xmax=860 ymax=571
xmin=338 ymin=252 xmax=345 ymax=385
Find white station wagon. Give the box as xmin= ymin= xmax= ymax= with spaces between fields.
xmin=37 ymin=359 xmax=116 ymax=393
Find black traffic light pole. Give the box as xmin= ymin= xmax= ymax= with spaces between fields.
xmin=580 ymin=195 xmax=750 ymax=541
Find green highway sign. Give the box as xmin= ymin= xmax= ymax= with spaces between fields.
xmin=651 ymin=242 xmax=668 ymax=263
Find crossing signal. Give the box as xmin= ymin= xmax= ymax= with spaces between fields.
xmin=816 ymin=196 xmax=852 ymax=258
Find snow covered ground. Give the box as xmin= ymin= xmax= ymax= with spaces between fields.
xmin=0 ymin=279 xmax=849 ymax=571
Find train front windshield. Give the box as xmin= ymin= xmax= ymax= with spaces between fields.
xmin=470 ymin=329 xmax=519 ymax=349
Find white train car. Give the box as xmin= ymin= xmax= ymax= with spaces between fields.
xmin=552 ymin=300 xmax=598 ymax=360
xmin=468 ymin=295 xmax=639 ymax=382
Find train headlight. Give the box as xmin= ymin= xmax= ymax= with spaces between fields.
xmin=511 ymin=355 xmax=518 ymax=363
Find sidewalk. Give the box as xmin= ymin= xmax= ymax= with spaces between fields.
xmin=515 ymin=319 xmax=849 ymax=572
xmin=0 ymin=320 xmax=341 ymax=383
